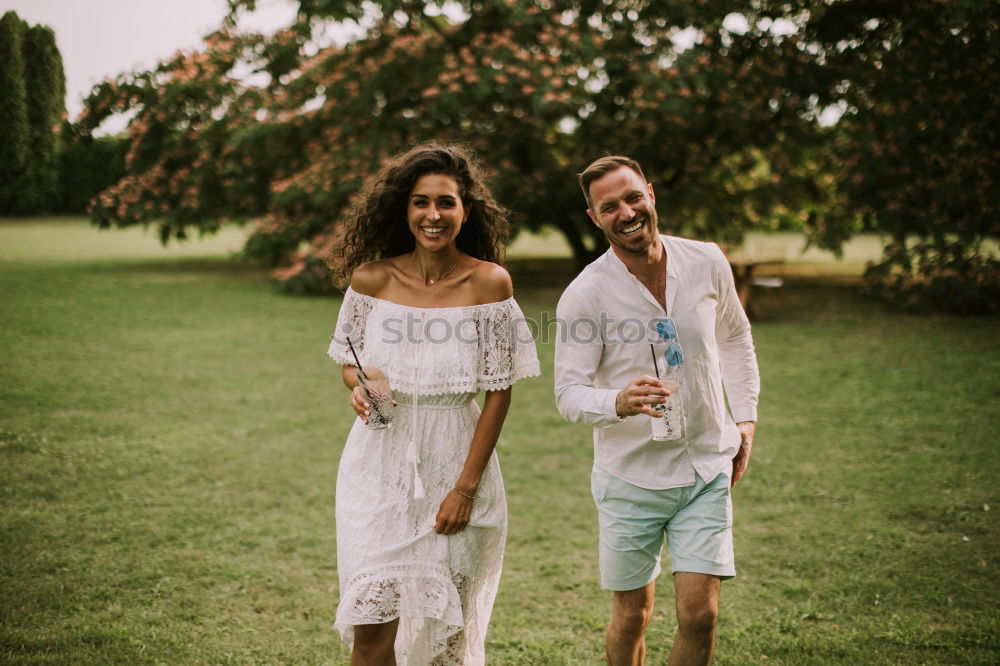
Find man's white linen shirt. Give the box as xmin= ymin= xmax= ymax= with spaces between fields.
xmin=554 ymin=235 xmax=759 ymax=490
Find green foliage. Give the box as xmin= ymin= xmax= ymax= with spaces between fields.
xmin=863 ymin=241 xmax=1000 ymax=314
xmin=0 ymin=11 xmax=29 ymax=214
xmin=78 ymin=1 xmax=997 ymax=305
xmin=0 ymin=12 xmax=67 ymax=216
xmin=57 ymin=124 xmax=127 ymax=214
xmin=21 ymin=24 xmax=66 ymax=213
xmin=79 ymin=1 xmax=839 ymax=292
xmin=804 ymin=0 xmax=1000 ymax=311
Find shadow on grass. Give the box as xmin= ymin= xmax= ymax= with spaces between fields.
xmin=81 ymin=256 xmax=261 ymax=274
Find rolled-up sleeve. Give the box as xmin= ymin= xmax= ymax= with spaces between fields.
xmin=712 ymin=245 xmax=760 ymax=423
xmin=554 ymin=290 xmax=623 ymax=427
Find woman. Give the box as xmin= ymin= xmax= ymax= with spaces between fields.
xmin=327 ymin=142 xmax=539 ymax=665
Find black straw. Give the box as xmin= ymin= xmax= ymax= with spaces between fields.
xmin=650 ymin=344 xmax=660 ymax=378
xmin=346 ymin=337 xmax=366 ymax=379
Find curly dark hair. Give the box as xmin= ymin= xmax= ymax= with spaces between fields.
xmin=330 ymin=142 xmax=510 ymax=288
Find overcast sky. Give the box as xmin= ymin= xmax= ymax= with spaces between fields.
xmin=2 ymin=0 xmax=298 ymax=123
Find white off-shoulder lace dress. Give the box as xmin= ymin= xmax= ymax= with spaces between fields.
xmin=327 ymin=288 xmax=540 ymax=665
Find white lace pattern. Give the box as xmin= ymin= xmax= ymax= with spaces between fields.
xmin=328 ymin=289 xmax=541 ymax=665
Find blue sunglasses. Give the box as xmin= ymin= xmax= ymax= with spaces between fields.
xmin=653 ymin=318 xmax=684 ymax=368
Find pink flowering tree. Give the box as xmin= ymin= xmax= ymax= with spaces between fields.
xmin=78 ymin=30 xmax=278 ymax=242
xmin=76 ymin=1 xmax=837 ymax=293
xmin=77 ymin=0 xmax=997 ymax=308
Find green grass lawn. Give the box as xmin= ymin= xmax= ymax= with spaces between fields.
xmin=1 ymin=219 xmax=998 ymax=664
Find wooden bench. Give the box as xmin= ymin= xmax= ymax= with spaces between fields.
xmin=728 ymin=256 xmax=786 ymax=320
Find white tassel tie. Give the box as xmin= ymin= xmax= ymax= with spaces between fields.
xmin=407 ymin=435 xmax=425 ymax=499
xmin=409 ymin=328 xmax=425 ymax=500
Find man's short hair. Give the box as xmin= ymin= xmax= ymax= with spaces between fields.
xmin=578 ymin=156 xmax=647 ymax=208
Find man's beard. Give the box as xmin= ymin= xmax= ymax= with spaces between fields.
xmin=605 ymin=210 xmax=659 ymax=254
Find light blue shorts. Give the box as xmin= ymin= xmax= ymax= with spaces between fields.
xmin=591 ymin=466 xmax=735 ymax=591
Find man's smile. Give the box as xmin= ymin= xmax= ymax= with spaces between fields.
xmin=620 ymin=220 xmax=644 ymax=235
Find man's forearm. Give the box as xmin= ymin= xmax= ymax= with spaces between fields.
xmin=555 ymin=383 xmax=622 ymax=427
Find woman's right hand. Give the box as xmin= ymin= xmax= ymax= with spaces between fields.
xmin=350 ymin=385 xmax=371 ymax=424
xmin=348 ymin=366 xmax=395 ymax=424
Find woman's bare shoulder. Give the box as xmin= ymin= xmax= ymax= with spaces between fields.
xmin=471 ymin=261 xmax=513 ymax=304
xmin=349 ymin=260 xmax=393 ymax=296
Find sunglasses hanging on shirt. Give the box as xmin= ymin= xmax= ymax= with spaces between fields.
xmin=655 ymin=318 xmax=684 ymax=368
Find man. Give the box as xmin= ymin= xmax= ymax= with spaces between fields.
xmin=554 ymin=156 xmax=759 ymax=665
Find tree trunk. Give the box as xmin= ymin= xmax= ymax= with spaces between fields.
xmin=551 ymin=212 xmax=603 ymax=269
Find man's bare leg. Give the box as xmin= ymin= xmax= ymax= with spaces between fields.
xmin=668 ymin=572 xmax=721 ymax=666
xmin=352 ymin=618 xmax=398 ymax=666
xmin=606 ymin=581 xmax=656 ymax=665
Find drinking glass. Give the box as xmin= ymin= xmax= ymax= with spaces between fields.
xmin=357 ymin=366 xmax=394 ymax=430
xmin=650 ymin=374 xmax=684 ymax=441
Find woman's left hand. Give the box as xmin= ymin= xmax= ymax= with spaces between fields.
xmin=434 ymin=489 xmax=473 ymax=535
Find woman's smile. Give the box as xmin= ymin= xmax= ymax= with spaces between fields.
xmin=407 ymin=173 xmax=466 ymax=247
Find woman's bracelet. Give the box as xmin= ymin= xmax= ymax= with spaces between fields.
xmin=453 ymin=487 xmax=476 ymax=500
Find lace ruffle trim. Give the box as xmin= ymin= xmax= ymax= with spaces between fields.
xmin=478 ymin=362 xmax=543 ymax=392
xmin=335 ymin=566 xmax=468 ymax=663
xmin=322 ymin=365 xmax=541 ymax=396
xmin=327 ymin=289 xmax=541 ymax=393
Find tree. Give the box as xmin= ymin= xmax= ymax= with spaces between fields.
xmin=22 ymin=24 xmax=66 ymax=213
xmin=78 ymin=1 xmax=838 ymax=292
xmin=0 ymin=12 xmax=67 ymax=216
xmin=58 ymin=123 xmax=127 ymax=214
xmin=0 ymin=11 xmax=29 ymax=214
xmin=802 ymin=0 xmax=1000 ymax=312
xmin=76 ymin=1 xmax=996 ymax=308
